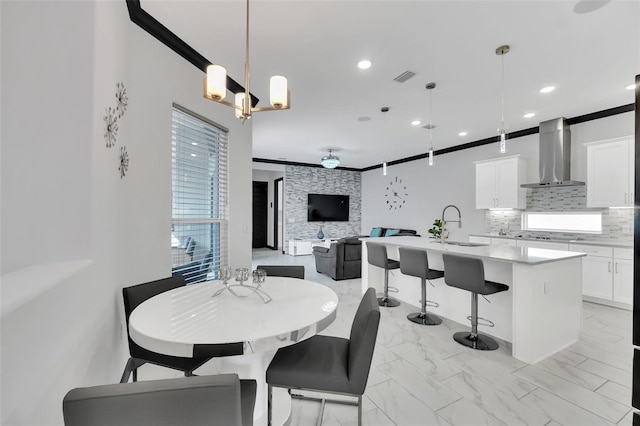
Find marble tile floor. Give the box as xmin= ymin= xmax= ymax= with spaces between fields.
xmin=138 ymin=248 xmax=634 ymax=426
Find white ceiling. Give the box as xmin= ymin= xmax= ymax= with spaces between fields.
xmin=143 ymin=0 xmax=639 ymax=169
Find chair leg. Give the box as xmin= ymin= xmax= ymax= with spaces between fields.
xmin=357 ymin=395 xmax=362 ymax=426
xmin=453 ymin=292 xmax=499 ymax=350
xmin=120 ymin=358 xmax=135 ymax=383
xmin=268 ymin=384 xmax=273 ymax=426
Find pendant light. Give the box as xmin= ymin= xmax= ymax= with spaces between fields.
xmin=426 ymin=83 xmax=436 ymax=166
xmin=381 ymin=107 xmax=389 ymax=175
xmin=496 ymin=45 xmax=510 ymax=154
xmin=203 ymin=0 xmax=290 ymax=121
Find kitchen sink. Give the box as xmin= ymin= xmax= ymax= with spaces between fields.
xmin=431 ymin=241 xmax=488 ymax=247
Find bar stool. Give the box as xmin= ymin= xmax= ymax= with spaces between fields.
xmin=399 ymin=247 xmax=444 ymax=325
xmin=442 ymin=253 xmax=509 ymax=350
xmin=366 ymin=242 xmax=400 ymax=307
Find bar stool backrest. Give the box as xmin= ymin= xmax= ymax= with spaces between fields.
xmin=443 ymin=254 xmax=486 ymax=293
xmin=398 ymin=247 xmax=430 ymax=279
xmin=366 ymin=242 xmax=389 ymax=269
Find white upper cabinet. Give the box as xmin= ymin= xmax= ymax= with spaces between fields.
xmin=585 ymin=136 xmax=634 ymax=207
xmin=475 ymin=155 xmax=526 ymax=209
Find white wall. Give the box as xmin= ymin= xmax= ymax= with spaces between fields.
xmin=0 ymin=1 xmax=253 ymax=424
xmin=1 ymin=1 xmax=94 ymax=273
xmin=362 ymin=112 xmax=634 ymax=239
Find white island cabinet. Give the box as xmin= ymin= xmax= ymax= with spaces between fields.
xmin=361 ymin=236 xmax=585 ymax=364
xmin=475 ymin=155 xmax=526 ymax=209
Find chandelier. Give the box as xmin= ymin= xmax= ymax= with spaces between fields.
xmin=203 ymin=0 xmax=290 ymax=120
xmin=321 ymin=150 xmax=340 ymax=169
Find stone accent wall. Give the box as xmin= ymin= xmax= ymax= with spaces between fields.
xmin=485 ymin=186 xmax=633 ymax=243
xmin=284 ymin=166 xmax=361 ymax=253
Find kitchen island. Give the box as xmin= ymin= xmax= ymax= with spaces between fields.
xmin=361 ymin=236 xmax=586 ymax=364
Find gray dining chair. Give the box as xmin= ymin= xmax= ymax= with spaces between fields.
xmin=63 ymin=374 xmax=256 ymax=426
xmin=121 ymin=276 xmax=243 ymax=383
xmin=266 ymin=287 xmax=380 ymax=426
xmin=255 ymin=265 xmax=305 ymax=279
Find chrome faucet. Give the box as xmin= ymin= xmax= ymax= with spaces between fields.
xmin=441 ymin=205 xmax=462 ymax=243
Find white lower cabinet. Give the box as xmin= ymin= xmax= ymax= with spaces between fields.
xmin=468 ymin=236 xmax=491 ymax=244
xmin=516 ymin=240 xmax=568 ymax=251
xmin=490 ymin=238 xmax=517 ymax=246
xmin=569 ymin=244 xmax=632 ymax=309
xmin=613 ymin=248 xmax=633 ymax=305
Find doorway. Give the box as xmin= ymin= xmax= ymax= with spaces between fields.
xmin=252 ymin=181 xmax=268 ymax=248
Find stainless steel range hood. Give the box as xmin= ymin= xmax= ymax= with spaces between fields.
xmin=520 ymin=117 xmax=585 ymax=188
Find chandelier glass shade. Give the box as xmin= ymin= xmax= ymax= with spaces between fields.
xmin=203 ymin=0 xmax=290 ymax=120
xmin=321 ymin=150 xmax=340 ymax=169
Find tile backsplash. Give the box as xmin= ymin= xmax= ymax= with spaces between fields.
xmin=486 ymin=186 xmax=633 ymax=243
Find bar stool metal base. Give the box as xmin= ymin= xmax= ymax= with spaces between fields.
xmin=377 ymin=297 xmax=400 ymax=308
xmin=407 ymin=312 xmax=442 ymax=326
xmin=453 ymin=331 xmax=499 ymax=351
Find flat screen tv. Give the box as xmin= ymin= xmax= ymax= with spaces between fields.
xmin=307 ymin=193 xmax=349 ymax=222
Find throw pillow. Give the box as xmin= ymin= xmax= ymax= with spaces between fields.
xmin=369 ymin=227 xmax=383 ymax=237
xmin=384 ymin=228 xmax=400 ymax=237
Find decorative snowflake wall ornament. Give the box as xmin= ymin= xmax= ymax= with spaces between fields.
xmin=115 ymin=82 xmax=128 ymax=118
xmin=119 ymin=146 xmax=129 ymax=178
xmin=103 ymin=107 xmax=118 ymax=148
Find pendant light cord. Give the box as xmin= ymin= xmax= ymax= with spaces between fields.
xmin=500 ymin=52 xmax=505 ymax=131
xmin=429 ymin=89 xmax=433 ymax=146
xmin=244 ymin=0 xmax=251 ymax=109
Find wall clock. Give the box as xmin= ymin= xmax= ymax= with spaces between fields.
xmin=385 ymin=176 xmax=408 ymax=210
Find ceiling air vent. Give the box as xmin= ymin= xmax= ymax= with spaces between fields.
xmin=393 ymin=71 xmax=416 ymax=83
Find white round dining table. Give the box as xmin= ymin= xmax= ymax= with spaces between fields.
xmin=129 ymin=276 xmax=339 ymax=426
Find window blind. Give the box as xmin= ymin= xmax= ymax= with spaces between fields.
xmin=171 ymin=105 xmax=228 ymax=283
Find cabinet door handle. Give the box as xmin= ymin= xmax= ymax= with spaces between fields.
xmin=608 ymin=261 xmax=611 ymax=272
xmin=615 ymin=262 xmax=618 ymax=273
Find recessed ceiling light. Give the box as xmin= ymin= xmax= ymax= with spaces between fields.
xmin=357 ymin=60 xmax=371 ymax=70
xmin=411 ymin=120 xmax=421 ymax=126
xmin=626 ymin=83 xmax=637 ymax=90
xmin=458 ymin=131 xmax=468 ymax=137
xmin=357 ymin=116 xmax=371 ymax=122
xmin=540 ymin=86 xmax=556 ymax=94
xmin=523 ymin=112 xmax=536 ymax=118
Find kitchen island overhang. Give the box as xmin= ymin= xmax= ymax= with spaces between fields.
xmin=361 ymin=236 xmax=586 ymax=364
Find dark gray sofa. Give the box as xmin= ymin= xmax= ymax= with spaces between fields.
xmin=313 ymin=229 xmax=419 ymax=280
xmin=313 ymin=237 xmax=362 ymax=281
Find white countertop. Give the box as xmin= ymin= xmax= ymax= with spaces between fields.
xmin=362 ymin=236 xmax=585 ymax=265
xmin=469 ymin=233 xmax=632 ymax=249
